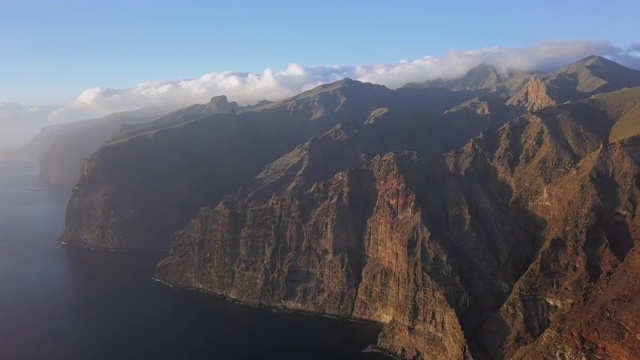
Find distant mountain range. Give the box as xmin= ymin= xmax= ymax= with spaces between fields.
xmin=25 ymin=55 xmax=640 ymax=359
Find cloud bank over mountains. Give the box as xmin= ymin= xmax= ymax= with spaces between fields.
xmin=72 ymin=40 xmax=640 ymax=110
xmin=2 ymin=40 xmax=640 ymax=150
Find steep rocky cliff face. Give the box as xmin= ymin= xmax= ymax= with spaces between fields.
xmin=59 ymin=58 xmax=640 ymax=358
xmin=156 ymin=150 xmax=541 ymax=359
xmin=60 ymin=80 xmax=481 ymax=250
xmin=156 ymin=86 xmax=640 ymax=359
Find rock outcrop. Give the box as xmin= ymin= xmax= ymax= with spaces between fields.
xmin=507 ymin=76 xmax=558 ymax=111
xmin=206 ymin=95 xmax=239 ymax=114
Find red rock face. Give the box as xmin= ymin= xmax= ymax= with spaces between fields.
xmin=508 ymin=76 xmax=557 ymax=111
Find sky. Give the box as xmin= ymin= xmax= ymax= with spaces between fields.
xmin=0 ymin=0 xmax=639 ymax=148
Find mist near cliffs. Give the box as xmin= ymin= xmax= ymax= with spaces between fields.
xmin=3 ymin=40 xmax=640 ymax=152
xmin=0 ymin=103 xmax=98 ymax=152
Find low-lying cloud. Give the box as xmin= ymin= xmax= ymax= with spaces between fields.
xmin=2 ymin=39 xmax=640 ymax=150
xmin=72 ymin=40 xmax=640 ymax=110
xmin=0 ymin=103 xmax=104 ymax=151
xmin=0 ymin=103 xmax=61 ymax=151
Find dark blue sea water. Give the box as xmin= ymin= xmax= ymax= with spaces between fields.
xmin=0 ymin=154 xmax=385 ymax=360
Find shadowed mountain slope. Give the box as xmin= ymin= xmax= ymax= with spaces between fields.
xmin=59 ymin=80 xmax=482 ymax=251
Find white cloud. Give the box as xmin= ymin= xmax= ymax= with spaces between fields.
xmin=2 ymin=39 xmax=640 ymax=151
xmin=71 ymin=63 xmax=357 ymax=111
xmin=70 ymin=40 xmax=640 ymax=111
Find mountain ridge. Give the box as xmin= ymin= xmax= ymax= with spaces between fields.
xmin=59 ymin=79 xmax=481 ymax=250
xmin=508 ymin=55 xmax=640 ymax=110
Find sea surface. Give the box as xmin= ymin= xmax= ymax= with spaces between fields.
xmin=0 ymin=154 xmax=386 ymax=360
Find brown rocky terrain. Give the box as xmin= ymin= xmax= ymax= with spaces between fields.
xmin=156 ymin=84 xmax=640 ymax=358
xmin=58 ymin=57 xmax=640 ymax=358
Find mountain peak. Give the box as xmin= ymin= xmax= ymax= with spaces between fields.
xmin=452 ymin=62 xmax=506 ymax=90
xmin=272 ymin=78 xmax=388 ymax=106
xmin=562 ymin=55 xmax=627 ymax=74
xmin=402 ymin=62 xmax=524 ymax=92
xmin=554 ymin=55 xmax=640 ymax=93
xmin=466 ymin=63 xmax=500 ymax=76
xmin=576 ymin=55 xmax=610 ymax=66
xmin=310 ymin=78 xmax=373 ymax=93
xmin=334 ymin=78 xmax=357 ymax=86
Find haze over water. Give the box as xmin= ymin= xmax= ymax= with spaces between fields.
xmin=0 ymin=154 xmax=385 ymax=360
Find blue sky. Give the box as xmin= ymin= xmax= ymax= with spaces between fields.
xmin=1 ymin=0 xmax=639 ymax=105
